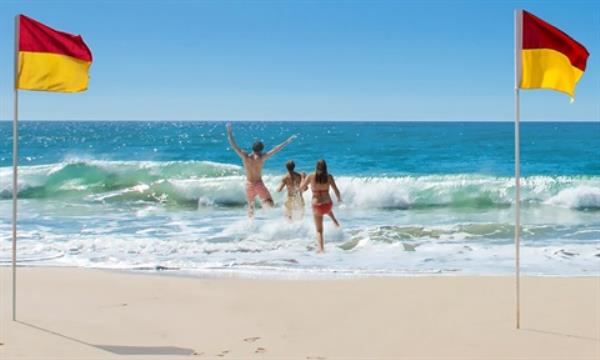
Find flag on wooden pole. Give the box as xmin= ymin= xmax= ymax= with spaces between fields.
xmin=17 ymin=14 xmax=92 ymax=92
xmin=519 ymin=10 xmax=589 ymax=99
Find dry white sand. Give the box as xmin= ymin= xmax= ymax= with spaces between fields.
xmin=1 ymin=267 xmax=598 ymax=359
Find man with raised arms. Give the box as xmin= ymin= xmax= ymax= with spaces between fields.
xmin=227 ymin=123 xmax=297 ymax=218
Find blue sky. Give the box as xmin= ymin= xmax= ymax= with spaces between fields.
xmin=0 ymin=0 xmax=597 ymax=121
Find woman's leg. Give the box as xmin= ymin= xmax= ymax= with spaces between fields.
xmin=284 ymin=199 xmax=292 ymax=221
xmin=327 ymin=210 xmax=340 ymax=227
xmin=313 ymin=213 xmax=324 ymax=252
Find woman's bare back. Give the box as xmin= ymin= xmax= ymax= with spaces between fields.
xmin=309 ymin=174 xmax=332 ymax=205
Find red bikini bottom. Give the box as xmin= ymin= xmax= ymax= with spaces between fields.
xmin=312 ymin=202 xmax=332 ymax=216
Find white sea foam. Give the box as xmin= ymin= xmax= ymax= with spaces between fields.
xmin=546 ymin=186 xmax=600 ymax=209
xmin=1 ymin=199 xmax=598 ymax=276
xmin=2 ymin=161 xmax=599 ymax=212
xmin=1 ymin=161 xmax=599 ymax=276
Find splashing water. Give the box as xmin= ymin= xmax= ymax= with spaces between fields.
xmin=0 ymin=121 xmax=598 ymax=276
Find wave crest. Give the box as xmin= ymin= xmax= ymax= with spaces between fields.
xmin=1 ymin=160 xmax=599 ymax=210
xmin=546 ymin=186 xmax=600 ymax=210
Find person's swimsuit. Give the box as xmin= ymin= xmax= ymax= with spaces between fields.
xmin=312 ymin=189 xmax=332 ymax=215
xmin=246 ymin=180 xmax=272 ymax=202
xmin=285 ymin=189 xmax=305 ymax=216
xmin=284 ymin=176 xmax=305 ymax=217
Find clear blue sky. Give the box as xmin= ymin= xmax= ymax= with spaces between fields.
xmin=0 ymin=0 xmax=597 ymax=121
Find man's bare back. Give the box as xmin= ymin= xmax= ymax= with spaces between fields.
xmin=242 ymin=153 xmax=267 ymax=182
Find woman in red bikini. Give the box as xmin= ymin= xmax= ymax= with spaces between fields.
xmin=300 ymin=159 xmax=341 ymax=253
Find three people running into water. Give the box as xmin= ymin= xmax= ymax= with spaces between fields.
xmin=227 ymin=123 xmax=342 ymax=252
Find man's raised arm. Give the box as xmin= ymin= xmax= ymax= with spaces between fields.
xmin=226 ymin=123 xmax=246 ymax=158
xmin=264 ymin=134 xmax=297 ymax=159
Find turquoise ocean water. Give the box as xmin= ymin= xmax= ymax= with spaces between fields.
xmin=1 ymin=121 xmax=598 ymax=276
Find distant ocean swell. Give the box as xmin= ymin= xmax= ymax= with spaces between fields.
xmin=1 ymin=160 xmax=599 ymax=211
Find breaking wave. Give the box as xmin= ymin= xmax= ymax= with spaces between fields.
xmin=1 ymin=160 xmax=599 ymax=210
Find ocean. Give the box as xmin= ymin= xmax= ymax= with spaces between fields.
xmin=1 ymin=121 xmax=598 ymax=276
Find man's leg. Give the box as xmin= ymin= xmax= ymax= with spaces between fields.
xmin=247 ymin=201 xmax=255 ymax=218
xmin=256 ymin=181 xmax=274 ymax=209
xmin=246 ymin=182 xmax=256 ymax=218
xmin=263 ymin=198 xmax=274 ymax=208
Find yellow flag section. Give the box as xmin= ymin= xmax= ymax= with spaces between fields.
xmin=520 ymin=10 xmax=589 ymax=98
xmin=17 ymin=15 xmax=92 ymax=92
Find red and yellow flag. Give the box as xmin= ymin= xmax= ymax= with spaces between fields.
xmin=17 ymin=15 xmax=92 ymax=92
xmin=519 ymin=10 xmax=589 ymax=98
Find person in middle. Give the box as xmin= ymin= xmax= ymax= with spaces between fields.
xmin=276 ymin=160 xmax=306 ymax=221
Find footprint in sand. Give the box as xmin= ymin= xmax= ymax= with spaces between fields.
xmin=216 ymin=350 xmax=230 ymax=357
xmin=243 ymin=336 xmax=261 ymax=343
xmin=255 ymin=347 xmax=266 ymax=354
xmin=192 ymin=351 xmax=204 ymax=356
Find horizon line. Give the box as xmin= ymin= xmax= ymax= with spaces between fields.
xmin=0 ymin=119 xmax=598 ymax=123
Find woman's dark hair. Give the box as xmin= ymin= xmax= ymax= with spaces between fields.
xmin=286 ymin=160 xmax=295 ymax=174
xmin=315 ymin=159 xmax=328 ymax=184
xmin=252 ymin=141 xmax=264 ymax=153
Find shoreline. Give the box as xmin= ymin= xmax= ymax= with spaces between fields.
xmin=2 ymin=264 xmax=599 ymax=280
xmin=1 ymin=267 xmax=598 ymax=359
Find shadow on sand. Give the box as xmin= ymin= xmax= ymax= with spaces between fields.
xmin=16 ymin=320 xmax=195 ymax=356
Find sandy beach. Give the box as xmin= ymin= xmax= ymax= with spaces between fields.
xmin=1 ymin=1 xmax=598 ymax=359
xmin=0 ymin=267 xmax=598 ymax=359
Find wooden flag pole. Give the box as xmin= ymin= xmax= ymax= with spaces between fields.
xmin=514 ymin=9 xmax=523 ymax=330
xmin=12 ymin=14 xmax=20 ymax=321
